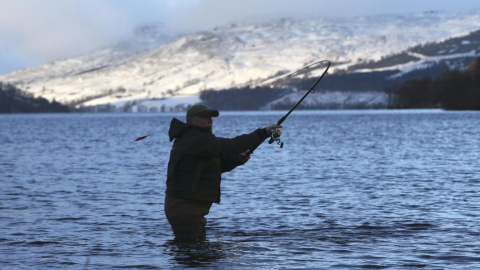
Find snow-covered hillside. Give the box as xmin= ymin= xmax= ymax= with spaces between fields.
xmin=2 ymin=10 xmax=480 ymax=111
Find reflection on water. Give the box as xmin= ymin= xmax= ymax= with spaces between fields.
xmin=163 ymin=240 xmax=226 ymax=268
xmin=1 ymin=110 xmax=480 ymax=269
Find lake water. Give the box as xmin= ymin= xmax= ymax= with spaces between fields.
xmin=1 ymin=110 xmax=480 ymax=269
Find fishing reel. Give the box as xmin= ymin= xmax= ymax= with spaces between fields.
xmin=268 ymin=128 xmax=284 ymax=148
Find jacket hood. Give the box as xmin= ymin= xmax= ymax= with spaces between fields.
xmin=168 ymin=118 xmax=189 ymax=142
xmin=169 ymin=117 xmax=213 ymax=142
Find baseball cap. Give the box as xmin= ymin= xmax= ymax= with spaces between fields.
xmin=186 ymin=104 xmax=219 ymax=120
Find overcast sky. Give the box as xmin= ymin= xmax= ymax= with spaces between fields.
xmin=1 ymin=0 xmax=480 ymax=75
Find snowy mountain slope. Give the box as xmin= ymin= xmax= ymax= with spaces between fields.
xmin=1 ymin=23 xmax=178 ymax=85
xmin=2 ymin=10 xmax=480 ymax=111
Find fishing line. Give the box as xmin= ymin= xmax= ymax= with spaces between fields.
xmin=131 ymin=60 xmax=331 ymax=150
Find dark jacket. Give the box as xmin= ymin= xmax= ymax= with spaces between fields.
xmin=166 ymin=118 xmax=269 ymax=203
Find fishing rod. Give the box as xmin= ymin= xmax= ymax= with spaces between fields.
xmin=248 ymin=59 xmax=331 ymax=154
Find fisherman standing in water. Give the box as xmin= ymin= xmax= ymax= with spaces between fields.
xmin=165 ymin=104 xmax=281 ymax=241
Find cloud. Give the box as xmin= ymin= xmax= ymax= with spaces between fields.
xmin=0 ymin=0 xmax=139 ymax=63
xmin=0 ymin=0 xmax=202 ymax=74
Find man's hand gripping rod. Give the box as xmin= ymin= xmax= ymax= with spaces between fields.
xmin=248 ymin=60 xmax=331 ymax=155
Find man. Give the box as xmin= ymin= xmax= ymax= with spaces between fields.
xmin=164 ymin=104 xmax=281 ymax=241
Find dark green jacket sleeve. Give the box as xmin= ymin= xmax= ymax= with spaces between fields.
xmin=195 ymin=128 xmax=269 ymax=159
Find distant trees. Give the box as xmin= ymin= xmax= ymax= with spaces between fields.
xmin=0 ymin=83 xmax=70 ymax=113
xmin=389 ymin=57 xmax=480 ymax=110
xmin=388 ymin=77 xmax=439 ymax=108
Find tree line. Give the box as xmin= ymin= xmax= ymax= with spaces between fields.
xmin=389 ymin=57 xmax=480 ymax=110
xmin=0 ymin=83 xmax=70 ymax=113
